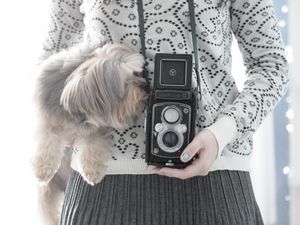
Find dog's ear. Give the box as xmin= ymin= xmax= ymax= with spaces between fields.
xmin=88 ymin=46 xmax=145 ymax=104
xmin=59 ymin=57 xmax=109 ymax=124
xmin=109 ymin=78 xmax=148 ymax=128
xmin=60 ymin=43 xmax=145 ymax=127
xmin=98 ymin=43 xmax=145 ymax=78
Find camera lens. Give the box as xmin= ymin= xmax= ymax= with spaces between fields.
xmin=162 ymin=131 xmax=179 ymax=148
xmin=163 ymin=107 xmax=180 ymax=124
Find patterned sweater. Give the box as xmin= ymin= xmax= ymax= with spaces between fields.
xmin=38 ymin=0 xmax=289 ymax=174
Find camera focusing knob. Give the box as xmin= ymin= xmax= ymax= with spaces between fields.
xmin=154 ymin=148 xmax=159 ymax=154
xmin=155 ymin=123 xmax=164 ymax=132
xmin=177 ymin=124 xmax=187 ymax=133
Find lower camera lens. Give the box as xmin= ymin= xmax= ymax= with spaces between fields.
xmin=162 ymin=131 xmax=179 ymax=148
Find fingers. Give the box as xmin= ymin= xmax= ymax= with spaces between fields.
xmin=152 ymin=130 xmax=218 ymax=180
xmin=153 ymin=163 xmax=198 ymax=180
xmin=153 ymin=153 xmax=209 ymax=180
xmin=180 ymin=133 xmax=203 ymax=163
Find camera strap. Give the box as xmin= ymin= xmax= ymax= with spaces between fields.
xmin=187 ymin=0 xmax=201 ymax=97
xmin=137 ymin=0 xmax=201 ymax=96
xmin=137 ymin=0 xmax=150 ymax=91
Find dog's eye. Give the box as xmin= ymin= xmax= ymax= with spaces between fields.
xmin=75 ymin=112 xmax=87 ymax=123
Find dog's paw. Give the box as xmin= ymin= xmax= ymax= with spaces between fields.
xmin=31 ymin=157 xmax=59 ymax=184
xmin=81 ymin=166 xmax=106 ymax=186
xmin=34 ymin=167 xmax=56 ymax=184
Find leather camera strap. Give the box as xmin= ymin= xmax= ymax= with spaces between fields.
xmin=187 ymin=0 xmax=201 ymax=97
xmin=137 ymin=0 xmax=201 ymax=96
xmin=136 ymin=0 xmax=150 ymax=90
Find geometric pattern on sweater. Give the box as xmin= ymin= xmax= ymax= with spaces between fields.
xmin=39 ymin=0 xmax=288 ymax=165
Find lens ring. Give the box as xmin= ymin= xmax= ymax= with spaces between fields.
xmin=162 ymin=106 xmax=182 ymax=124
xmin=157 ymin=129 xmax=184 ymax=153
xmin=163 ymin=108 xmax=179 ymax=124
xmin=162 ymin=131 xmax=179 ymax=148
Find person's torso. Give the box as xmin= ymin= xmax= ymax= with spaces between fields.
xmin=78 ymin=0 xmax=240 ymax=161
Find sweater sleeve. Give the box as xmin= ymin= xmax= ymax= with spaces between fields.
xmin=37 ymin=0 xmax=86 ymax=63
xmin=205 ymin=115 xmax=238 ymax=158
xmin=217 ymin=0 xmax=289 ymax=144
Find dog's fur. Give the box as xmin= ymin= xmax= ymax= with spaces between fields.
xmin=31 ymin=42 xmax=148 ymax=225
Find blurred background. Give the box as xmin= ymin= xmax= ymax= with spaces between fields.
xmin=0 ymin=0 xmax=298 ymax=224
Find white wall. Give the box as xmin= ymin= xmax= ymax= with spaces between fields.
xmin=0 ymin=0 xmax=50 ymax=224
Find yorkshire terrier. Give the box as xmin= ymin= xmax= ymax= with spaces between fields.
xmin=31 ymin=42 xmax=148 ymax=225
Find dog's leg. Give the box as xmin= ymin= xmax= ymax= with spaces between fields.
xmin=37 ymin=150 xmax=72 ymax=225
xmin=32 ymin=122 xmax=65 ymax=184
xmin=75 ymin=131 xmax=112 ymax=185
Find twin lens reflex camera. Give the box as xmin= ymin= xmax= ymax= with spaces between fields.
xmin=145 ymin=53 xmax=198 ymax=168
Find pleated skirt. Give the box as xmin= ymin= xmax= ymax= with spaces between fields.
xmin=60 ymin=170 xmax=264 ymax=225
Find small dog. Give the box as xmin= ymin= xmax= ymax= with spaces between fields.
xmin=31 ymin=42 xmax=148 ymax=225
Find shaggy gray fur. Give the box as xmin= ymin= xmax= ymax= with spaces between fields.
xmin=31 ymin=41 xmax=148 ymax=225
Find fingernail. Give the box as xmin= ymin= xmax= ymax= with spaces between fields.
xmin=181 ymin=152 xmax=190 ymax=162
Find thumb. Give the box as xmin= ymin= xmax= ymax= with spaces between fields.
xmin=180 ymin=136 xmax=203 ymax=163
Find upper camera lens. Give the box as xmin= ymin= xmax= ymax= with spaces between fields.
xmin=163 ymin=107 xmax=180 ymax=124
xmin=162 ymin=131 xmax=179 ymax=148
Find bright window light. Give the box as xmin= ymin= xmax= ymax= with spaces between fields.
xmin=0 ymin=1 xmax=50 ymax=224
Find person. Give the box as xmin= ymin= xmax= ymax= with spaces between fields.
xmin=37 ymin=0 xmax=289 ymax=224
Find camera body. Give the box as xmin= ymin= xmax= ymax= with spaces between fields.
xmin=145 ymin=53 xmax=198 ymax=168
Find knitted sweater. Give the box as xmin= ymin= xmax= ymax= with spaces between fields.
xmin=38 ymin=0 xmax=289 ymax=174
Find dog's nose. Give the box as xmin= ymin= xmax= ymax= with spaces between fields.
xmin=139 ymin=80 xmax=147 ymax=88
xmin=133 ymin=70 xmax=150 ymax=94
xmin=140 ymin=81 xmax=150 ymax=94
xmin=133 ymin=71 xmax=143 ymax=77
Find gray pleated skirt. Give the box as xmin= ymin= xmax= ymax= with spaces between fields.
xmin=60 ymin=170 xmax=264 ymax=225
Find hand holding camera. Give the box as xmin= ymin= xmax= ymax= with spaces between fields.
xmin=152 ymin=128 xmax=219 ymax=179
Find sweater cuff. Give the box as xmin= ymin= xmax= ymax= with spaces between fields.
xmin=204 ymin=115 xmax=238 ymax=158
